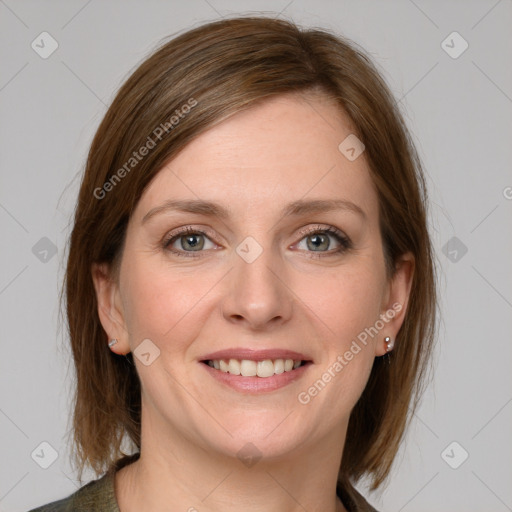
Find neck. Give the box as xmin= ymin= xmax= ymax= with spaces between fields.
xmin=115 ymin=411 xmax=349 ymax=512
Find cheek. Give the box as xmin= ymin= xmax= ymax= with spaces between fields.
xmin=297 ymin=264 xmax=384 ymax=346
xmin=120 ymin=257 xmax=216 ymax=351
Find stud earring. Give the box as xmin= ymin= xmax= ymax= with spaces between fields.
xmin=108 ymin=339 xmax=118 ymax=348
xmin=384 ymin=336 xmax=394 ymax=352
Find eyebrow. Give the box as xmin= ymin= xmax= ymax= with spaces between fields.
xmin=141 ymin=198 xmax=366 ymax=224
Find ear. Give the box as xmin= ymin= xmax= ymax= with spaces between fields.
xmin=374 ymin=252 xmax=415 ymax=357
xmin=91 ymin=262 xmax=131 ymax=355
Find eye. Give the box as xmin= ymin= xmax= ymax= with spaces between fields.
xmin=294 ymin=226 xmax=352 ymax=257
xmin=162 ymin=225 xmax=352 ymax=259
xmin=163 ymin=227 xmax=217 ymax=257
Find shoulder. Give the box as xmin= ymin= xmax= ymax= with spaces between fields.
xmin=337 ymin=478 xmax=380 ymax=512
xmin=27 ymin=472 xmax=119 ymax=512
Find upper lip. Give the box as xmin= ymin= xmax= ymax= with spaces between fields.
xmin=200 ymin=348 xmax=313 ymax=362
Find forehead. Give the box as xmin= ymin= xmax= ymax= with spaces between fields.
xmin=135 ymin=92 xmax=379 ymax=223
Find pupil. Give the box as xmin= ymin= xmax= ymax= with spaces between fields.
xmin=183 ymin=234 xmax=203 ymax=250
xmin=308 ymin=234 xmax=328 ymax=251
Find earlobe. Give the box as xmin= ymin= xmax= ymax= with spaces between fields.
xmin=375 ymin=252 xmax=415 ymax=357
xmin=384 ymin=336 xmax=394 ymax=352
xmin=91 ymin=263 xmax=131 ymax=355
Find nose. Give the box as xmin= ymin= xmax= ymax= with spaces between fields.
xmin=221 ymin=240 xmax=293 ymax=330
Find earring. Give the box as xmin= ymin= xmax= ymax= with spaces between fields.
xmin=108 ymin=339 xmax=118 ymax=348
xmin=384 ymin=336 xmax=394 ymax=352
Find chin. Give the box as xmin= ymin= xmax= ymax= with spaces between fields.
xmin=201 ymin=413 xmax=313 ymax=461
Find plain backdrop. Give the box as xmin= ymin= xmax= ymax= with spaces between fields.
xmin=1 ymin=1 xmax=511 ymax=511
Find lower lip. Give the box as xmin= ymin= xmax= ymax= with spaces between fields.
xmin=200 ymin=362 xmax=312 ymax=393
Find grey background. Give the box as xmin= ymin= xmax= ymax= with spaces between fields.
xmin=1 ymin=1 xmax=511 ymax=511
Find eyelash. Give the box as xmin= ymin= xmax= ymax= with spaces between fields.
xmin=161 ymin=225 xmax=352 ymax=259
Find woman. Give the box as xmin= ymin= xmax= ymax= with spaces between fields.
xmin=30 ymin=15 xmax=437 ymax=512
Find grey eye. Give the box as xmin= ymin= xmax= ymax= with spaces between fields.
xmin=179 ymin=233 xmax=205 ymax=251
xmin=306 ymin=233 xmax=331 ymax=251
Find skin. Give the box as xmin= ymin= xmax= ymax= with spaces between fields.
xmin=93 ymin=91 xmax=414 ymax=512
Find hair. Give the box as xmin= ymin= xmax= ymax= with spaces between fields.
xmin=63 ymin=15 xmax=437 ymax=491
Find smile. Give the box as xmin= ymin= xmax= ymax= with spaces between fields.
xmin=204 ymin=358 xmax=307 ymax=378
xmin=200 ymin=358 xmax=313 ymax=393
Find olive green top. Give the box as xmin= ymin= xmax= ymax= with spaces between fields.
xmin=28 ymin=455 xmax=378 ymax=512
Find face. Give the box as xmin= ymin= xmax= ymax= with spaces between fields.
xmin=94 ymin=92 xmax=413 ymax=462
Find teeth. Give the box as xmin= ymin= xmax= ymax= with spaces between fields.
xmin=274 ymin=359 xmax=285 ymax=374
xmin=240 ymin=359 xmax=257 ymax=377
xmin=257 ymin=360 xmax=274 ymax=378
xmin=228 ymin=359 xmax=241 ymax=375
xmin=207 ymin=358 xmax=304 ymax=378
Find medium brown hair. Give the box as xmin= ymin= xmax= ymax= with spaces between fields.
xmin=64 ymin=15 xmax=437 ymax=490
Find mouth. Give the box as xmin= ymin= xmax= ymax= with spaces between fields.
xmin=201 ymin=358 xmax=312 ymax=378
xmin=198 ymin=348 xmax=313 ymax=393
